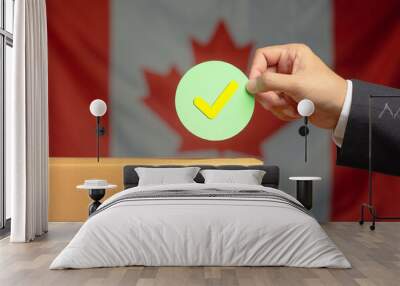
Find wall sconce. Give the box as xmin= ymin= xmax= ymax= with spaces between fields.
xmin=89 ymin=99 xmax=107 ymax=162
xmin=297 ymin=99 xmax=315 ymax=162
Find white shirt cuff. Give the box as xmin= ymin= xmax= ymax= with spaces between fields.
xmin=332 ymin=80 xmax=353 ymax=147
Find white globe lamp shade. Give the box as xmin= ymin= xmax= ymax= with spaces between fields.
xmin=90 ymin=99 xmax=107 ymax=117
xmin=297 ymin=99 xmax=315 ymax=117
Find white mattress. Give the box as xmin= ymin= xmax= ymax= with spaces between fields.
xmin=50 ymin=183 xmax=350 ymax=269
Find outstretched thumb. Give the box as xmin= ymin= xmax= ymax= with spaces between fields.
xmin=246 ymin=72 xmax=299 ymax=97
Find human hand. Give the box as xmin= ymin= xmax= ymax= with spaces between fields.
xmin=246 ymin=44 xmax=347 ymax=129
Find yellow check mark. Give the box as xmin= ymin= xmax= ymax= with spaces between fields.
xmin=193 ymin=80 xmax=239 ymax=119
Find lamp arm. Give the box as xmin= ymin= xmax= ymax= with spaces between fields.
xmin=96 ymin=117 xmax=106 ymax=136
xmin=95 ymin=116 xmax=106 ymax=163
xmin=304 ymin=116 xmax=308 ymax=162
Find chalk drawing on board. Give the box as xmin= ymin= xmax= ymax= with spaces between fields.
xmin=378 ymin=103 xmax=400 ymax=119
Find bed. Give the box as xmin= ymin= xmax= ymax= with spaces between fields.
xmin=50 ymin=165 xmax=350 ymax=269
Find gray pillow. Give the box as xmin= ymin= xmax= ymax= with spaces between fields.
xmin=135 ymin=167 xmax=200 ymax=186
xmin=200 ymin=169 xmax=266 ymax=185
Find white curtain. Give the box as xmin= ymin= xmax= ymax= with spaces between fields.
xmin=7 ymin=0 xmax=48 ymax=242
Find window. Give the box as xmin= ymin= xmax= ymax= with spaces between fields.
xmin=0 ymin=0 xmax=14 ymax=233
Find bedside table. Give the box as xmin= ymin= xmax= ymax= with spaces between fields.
xmin=77 ymin=180 xmax=117 ymax=215
xmin=289 ymin=177 xmax=322 ymax=210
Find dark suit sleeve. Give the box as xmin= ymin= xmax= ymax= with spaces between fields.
xmin=336 ymin=80 xmax=400 ymax=176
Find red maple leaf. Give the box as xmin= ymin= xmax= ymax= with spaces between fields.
xmin=143 ymin=21 xmax=287 ymax=156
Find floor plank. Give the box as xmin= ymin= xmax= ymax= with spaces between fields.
xmin=0 ymin=222 xmax=399 ymax=286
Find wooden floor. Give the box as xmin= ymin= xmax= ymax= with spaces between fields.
xmin=0 ymin=222 xmax=399 ymax=286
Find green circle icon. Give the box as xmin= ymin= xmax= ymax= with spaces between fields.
xmin=175 ymin=61 xmax=254 ymax=141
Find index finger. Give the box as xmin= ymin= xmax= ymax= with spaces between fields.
xmin=248 ymin=45 xmax=292 ymax=79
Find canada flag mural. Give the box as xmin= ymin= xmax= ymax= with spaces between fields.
xmin=143 ymin=22 xmax=286 ymax=155
xmin=47 ymin=0 xmax=400 ymax=222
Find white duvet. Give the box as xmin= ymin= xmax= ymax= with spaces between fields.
xmin=50 ymin=183 xmax=350 ymax=269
